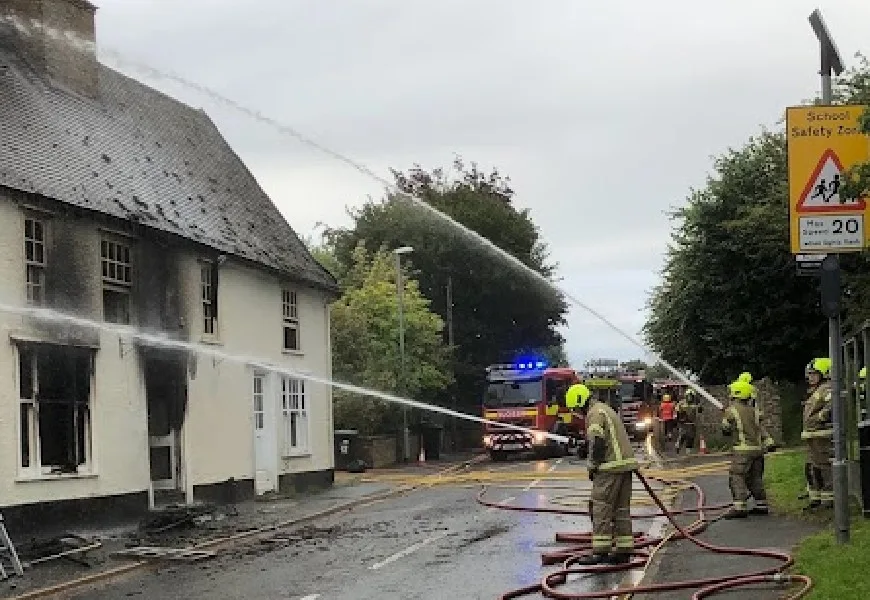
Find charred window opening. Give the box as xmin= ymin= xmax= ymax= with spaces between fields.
xmin=24 ymin=217 xmax=46 ymax=306
xmin=101 ymin=238 xmax=132 ymax=324
xmin=201 ymin=262 xmax=218 ymax=336
xmin=282 ymin=288 xmax=300 ymax=351
xmin=18 ymin=342 xmax=94 ymax=475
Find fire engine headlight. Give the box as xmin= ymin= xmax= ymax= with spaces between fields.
xmin=635 ymin=420 xmax=647 ymax=430
xmin=644 ymin=416 xmax=654 ymax=426
xmin=533 ymin=431 xmax=547 ymax=444
xmin=483 ymin=435 xmax=492 ymax=447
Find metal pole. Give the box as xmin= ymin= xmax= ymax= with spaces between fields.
xmin=819 ymin=39 xmax=850 ymax=544
xmin=396 ymin=252 xmax=409 ymax=462
xmin=446 ymin=276 xmax=457 ymax=451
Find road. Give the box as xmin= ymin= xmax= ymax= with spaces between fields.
xmin=73 ymin=453 xmax=665 ymax=600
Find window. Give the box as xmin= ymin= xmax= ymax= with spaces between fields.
xmin=282 ymin=288 xmax=300 ymax=351
xmin=281 ymin=376 xmax=308 ymax=455
xmin=24 ymin=217 xmax=46 ymax=306
xmin=18 ymin=342 xmax=93 ymax=475
xmin=201 ymin=262 xmax=218 ymax=336
xmin=253 ymin=373 xmax=265 ymax=430
xmin=101 ymin=238 xmax=132 ymax=324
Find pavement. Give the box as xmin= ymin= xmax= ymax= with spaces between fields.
xmin=641 ymin=470 xmax=823 ymax=600
xmin=1 ymin=448 xmax=825 ymax=600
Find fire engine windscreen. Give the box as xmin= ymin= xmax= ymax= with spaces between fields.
xmin=484 ymin=379 xmax=541 ymax=408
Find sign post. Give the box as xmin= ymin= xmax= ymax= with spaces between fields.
xmin=787 ymin=9 xmax=870 ymax=545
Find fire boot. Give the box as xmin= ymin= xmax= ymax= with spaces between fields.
xmin=574 ymin=553 xmax=610 ymax=566
xmin=605 ymin=553 xmax=632 ymax=565
xmin=802 ymin=500 xmax=821 ymax=512
xmin=721 ymin=507 xmax=748 ymax=519
xmin=748 ymin=502 xmax=769 ymax=516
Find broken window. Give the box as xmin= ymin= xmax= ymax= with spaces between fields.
xmin=282 ymin=288 xmax=300 ymax=351
xmin=281 ymin=376 xmax=308 ymax=455
xmin=24 ymin=217 xmax=46 ymax=306
xmin=18 ymin=342 xmax=94 ymax=475
xmin=201 ymin=262 xmax=218 ymax=336
xmin=101 ymin=238 xmax=132 ymax=324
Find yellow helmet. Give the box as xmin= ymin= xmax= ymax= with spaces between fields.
xmin=565 ymin=383 xmax=592 ymax=409
xmin=729 ymin=380 xmax=753 ymax=401
xmin=738 ymin=372 xmax=753 ymax=384
xmin=806 ymin=358 xmax=832 ymax=378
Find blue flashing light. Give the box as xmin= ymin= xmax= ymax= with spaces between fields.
xmin=512 ymin=358 xmax=548 ymax=370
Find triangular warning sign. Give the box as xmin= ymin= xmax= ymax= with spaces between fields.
xmin=796 ymin=149 xmax=867 ymax=213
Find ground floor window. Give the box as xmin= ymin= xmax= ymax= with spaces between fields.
xmin=280 ymin=376 xmax=309 ymax=455
xmin=18 ymin=342 xmax=94 ymax=475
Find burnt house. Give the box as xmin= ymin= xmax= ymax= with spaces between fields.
xmin=0 ymin=0 xmax=339 ymax=532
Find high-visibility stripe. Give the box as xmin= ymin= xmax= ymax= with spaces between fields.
xmin=733 ymin=501 xmax=747 ymax=510
xmin=615 ymin=536 xmax=634 ymax=549
xmin=808 ymin=490 xmax=821 ymax=500
xmin=588 ymin=423 xmax=606 ymax=437
xmin=801 ymin=429 xmax=834 ymax=439
xmin=599 ymin=407 xmax=638 ymax=471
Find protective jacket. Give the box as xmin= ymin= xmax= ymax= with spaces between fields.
xmin=721 ymin=402 xmax=774 ymax=456
xmin=801 ymin=381 xmax=833 ymax=439
xmin=659 ymin=399 xmax=675 ymax=421
xmin=586 ymin=400 xmax=638 ymax=473
xmin=676 ymin=400 xmax=699 ymax=424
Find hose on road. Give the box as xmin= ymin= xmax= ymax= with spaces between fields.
xmin=478 ymin=472 xmax=813 ymax=600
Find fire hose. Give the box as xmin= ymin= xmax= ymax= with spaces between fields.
xmin=478 ymin=471 xmax=813 ymax=600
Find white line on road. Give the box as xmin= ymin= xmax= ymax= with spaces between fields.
xmin=368 ymin=531 xmax=451 ymax=570
xmin=522 ymin=478 xmax=540 ymax=491
xmin=547 ymin=458 xmax=563 ymax=473
xmin=298 ymin=595 xmax=320 ymax=600
xmin=487 ymin=495 xmax=517 ymax=513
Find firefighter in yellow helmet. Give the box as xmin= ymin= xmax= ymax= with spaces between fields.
xmin=860 ymin=366 xmax=867 ymax=421
xmin=721 ymin=380 xmax=776 ymax=518
xmin=802 ymin=357 xmax=834 ymax=510
xmin=738 ymin=372 xmax=759 ymax=406
xmin=566 ymin=383 xmax=638 ymax=565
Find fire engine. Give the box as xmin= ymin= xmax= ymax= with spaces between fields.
xmin=482 ymin=361 xmax=586 ymax=461
xmin=618 ymin=373 xmax=656 ymax=441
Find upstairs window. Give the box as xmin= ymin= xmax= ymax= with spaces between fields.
xmin=101 ymin=238 xmax=132 ymax=324
xmin=282 ymin=288 xmax=300 ymax=351
xmin=24 ymin=218 xmax=46 ymax=306
xmin=201 ymin=262 xmax=219 ymax=336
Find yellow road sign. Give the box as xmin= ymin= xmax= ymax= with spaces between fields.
xmin=787 ymin=104 xmax=870 ymax=254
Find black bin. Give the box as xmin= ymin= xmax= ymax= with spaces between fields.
xmin=421 ymin=424 xmax=444 ymax=460
xmin=334 ymin=429 xmax=360 ymax=471
xmin=859 ymin=420 xmax=870 ymax=518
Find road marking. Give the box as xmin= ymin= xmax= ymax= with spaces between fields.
xmin=522 ymin=478 xmax=541 ymax=491
xmin=487 ymin=495 xmax=517 ymax=513
xmin=368 ymin=531 xmax=450 ymax=570
xmin=547 ymin=458 xmax=563 ymax=473
xmin=298 ymin=595 xmax=320 ymax=600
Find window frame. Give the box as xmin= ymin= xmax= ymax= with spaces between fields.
xmin=200 ymin=261 xmax=219 ymax=339
xmin=24 ymin=216 xmax=47 ymax=306
xmin=16 ymin=342 xmax=95 ymax=478
xmin=100 ymin=237 xmax=134 ymax=325
xmin=281 ymin=288 xmax=300 ymax=352
xmin=280 ymin=376 xmax=309 ymax=456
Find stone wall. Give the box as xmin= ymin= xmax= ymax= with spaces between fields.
xmin=695 ymin=378 xmax=784 ymax=450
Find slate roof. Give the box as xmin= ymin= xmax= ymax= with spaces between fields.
xmin=0 ymin=42 xmax=338 ymax=293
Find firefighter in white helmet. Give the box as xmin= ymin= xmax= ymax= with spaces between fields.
xmin=566 ymin=383 xmax=637 ymax=565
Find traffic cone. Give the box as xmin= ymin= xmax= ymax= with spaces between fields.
xmin=418 ymin=446 xmax=426 ymax=464
xmin=699 ymin=435 xmax=708 ymax=455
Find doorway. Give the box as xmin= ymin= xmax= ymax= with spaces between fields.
xmin=145 ymin=352 xmax=187 ymax=495
xmin=252 ymin=371 xmax=278 ymax=495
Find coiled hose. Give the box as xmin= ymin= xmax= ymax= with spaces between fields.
xmin=478 ymin=471 xmax=813 ymax=600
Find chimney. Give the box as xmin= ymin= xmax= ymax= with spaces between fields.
xmin=0 ymin=0 xmax=99 ymax=98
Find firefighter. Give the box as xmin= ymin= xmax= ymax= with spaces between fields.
xmin=738 ymin=371 xmax=759 ymax=407
xmin=675 ymin=389 xmax=702 ymax=454
xmin=721 ymin=380 xmax=776 ymax=518
xmin=802 ymin=357 xmax=834 ymax=510
xmin=565 ymin=383 xmax=638 ymax=565
xmin=860 ymin=366 xmax=867 ymax=421
xmin=659 ymin=392 xmax=676 ymax=444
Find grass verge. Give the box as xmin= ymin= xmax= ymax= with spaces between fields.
xmin=765 ymin=449 xmax=870 ymax=599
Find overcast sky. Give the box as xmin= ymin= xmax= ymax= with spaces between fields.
xmin=92 ymin=0 xmax=870 ymax=368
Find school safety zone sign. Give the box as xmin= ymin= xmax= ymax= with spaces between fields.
xmin=787 ymin=105 xmax=870 ymax=254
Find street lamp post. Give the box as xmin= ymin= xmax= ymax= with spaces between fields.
xmin=394 ymin=246 xmax=414 ymax=462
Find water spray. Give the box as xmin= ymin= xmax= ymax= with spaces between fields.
xmin=0 ymin=304 xmax=571 ymax=445
xmin=0 ymin=12 xmax=724 ymax=411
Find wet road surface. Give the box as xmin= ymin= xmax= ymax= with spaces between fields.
xmin=74 ymin=454 xmax=663 ymax=600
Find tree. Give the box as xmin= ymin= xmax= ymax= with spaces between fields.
xmin=643 ymin=57 xmax=870 ymax=383
xmin=330 ymin=242 xmax=453 ymax=434
xmin=324 ymin=157 xmax=568 ymax=409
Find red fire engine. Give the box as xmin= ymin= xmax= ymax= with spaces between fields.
xmin=482 ymin=361 xmax=587 ymax=461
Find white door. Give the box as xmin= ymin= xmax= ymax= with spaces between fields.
xmin=252 ymin=372 xmax=277 ymax=495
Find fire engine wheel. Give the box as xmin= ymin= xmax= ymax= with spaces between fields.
xmin=489 ymin=450 xmax=508 ymax=462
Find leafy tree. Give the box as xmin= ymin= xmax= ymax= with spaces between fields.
xmin=644 ymin=57 xmax=870 ymax=383
xmin=324 ymin=157 xmax=568 ymax=409
xmin=330 ymin=242 xmax=453 ymax=434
